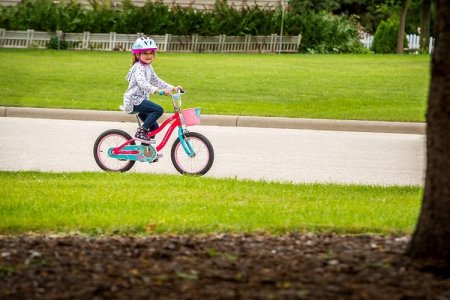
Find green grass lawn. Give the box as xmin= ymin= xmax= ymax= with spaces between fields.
xmin=0 ymin=49 xmax=429 ymax=122
xmin=0 ymin=171 xmax=422 ymax=235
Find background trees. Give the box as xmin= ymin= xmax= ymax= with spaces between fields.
xmin=0 ymin=0 xmax=366 ymax=53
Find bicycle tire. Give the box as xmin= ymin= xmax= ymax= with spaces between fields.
xmin=93 ymin=129 xmax=136 ymax=172
xmin=171 ymin=132 xmax=214 ymax=176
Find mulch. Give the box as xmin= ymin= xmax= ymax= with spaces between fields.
xmin=1 ymin=233 xmax=449 ymax=300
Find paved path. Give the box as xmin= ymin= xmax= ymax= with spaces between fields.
xmin=0 ymin=117 xmax=425 ymax=186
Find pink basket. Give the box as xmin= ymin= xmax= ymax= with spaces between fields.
xmin=181 ymin=108 xmax=201 ymax=126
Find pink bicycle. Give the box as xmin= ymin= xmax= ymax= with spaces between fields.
xmin=93 ymin=90 xmax=214 ymax=175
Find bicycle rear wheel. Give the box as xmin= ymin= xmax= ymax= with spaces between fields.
xmin=171 ymin=132 xmax=214 ymax=176
xmin=93 ymin=129 xmax=136 ymax=172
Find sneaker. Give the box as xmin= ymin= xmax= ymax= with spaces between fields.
xmin=135 ymin=127 xmax=155 ymax=143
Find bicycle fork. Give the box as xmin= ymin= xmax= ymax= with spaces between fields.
xmin=178 ymin=127 xmax=195 ymax=157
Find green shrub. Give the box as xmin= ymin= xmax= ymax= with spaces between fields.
xmin=371 ymin=18 xmax=407 ymax=54
xmin=46 ymin=36 xmax=68 ymax=49
xmin=0 ymin=0 xmax=366 ymax=54
xmin=285 ymin=12 xmax=369 ymax=54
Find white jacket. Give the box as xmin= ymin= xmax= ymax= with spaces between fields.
xmin=120 ymin=62 xmax=174 ymax=113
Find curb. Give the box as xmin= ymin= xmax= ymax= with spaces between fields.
xmin=1 ymin=106 xmax=426 ymax=134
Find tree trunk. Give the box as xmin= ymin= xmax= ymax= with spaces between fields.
xmin=407 ymin=0 xmax=450 ymax=267
xmin=397 ymin=0 xmax=409 ymax=54
xmin=420 ymin=0 xmax=432 ymax=53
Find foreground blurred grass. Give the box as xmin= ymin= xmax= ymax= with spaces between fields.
xmin=0 ymin=171 xmax=422 ymax=235
xmin=0 ymin=49 xmax=429 ymax=122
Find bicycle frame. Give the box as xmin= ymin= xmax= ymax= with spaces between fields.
xmin=149 ymin=112 xmax=182 ymax=152
xmin=110 ymin=90 xmax=197 ymax=158
xmin=94 ymin=87 xmax=213 ymax=174
xmin=111 ymin=111 xmax=195 ymax=157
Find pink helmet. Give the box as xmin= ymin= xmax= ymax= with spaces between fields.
xmin=131 ymin=37 xmax=158 ymax=54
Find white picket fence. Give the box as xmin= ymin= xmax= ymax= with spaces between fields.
xmin=0 ymin=29 xmax=302 ymax=53
xmin=0 ymin=29 xmax=435 ymax=54
xmin=360 ymin=33 xmax=435 ymax=54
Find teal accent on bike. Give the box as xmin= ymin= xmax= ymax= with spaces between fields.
xmin=178 ymin=127 xmax=195 ymax=158
xmin=108 ymin=145 xmax=157 ymax=162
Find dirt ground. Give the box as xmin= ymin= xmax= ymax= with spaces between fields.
xmin=0 ymin=233 xmax=449 ymax=300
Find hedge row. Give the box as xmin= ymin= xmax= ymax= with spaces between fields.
xmin=0 ymin=0 xmax=369 ymax=53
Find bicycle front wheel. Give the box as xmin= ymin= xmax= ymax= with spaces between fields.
xmin=93 ymin=129 xmax=136 ymax=172
xmin=171 ymin=132 xmax=214 ymax=176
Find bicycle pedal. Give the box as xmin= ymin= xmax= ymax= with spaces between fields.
xmin=149 ymin=153 xmax=163 ymax=163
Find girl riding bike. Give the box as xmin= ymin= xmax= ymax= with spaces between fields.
xmin=121 ymin=37 xmax=182 ymax=143
xmin=94 ymin=37 xmax=214 ymax=176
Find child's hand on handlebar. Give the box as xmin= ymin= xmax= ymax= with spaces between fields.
xmin=158 ymin=89 xmax=171 ymax=96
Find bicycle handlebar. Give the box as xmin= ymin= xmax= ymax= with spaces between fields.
xmin=158 ymin=87 xmax=185 ymax=96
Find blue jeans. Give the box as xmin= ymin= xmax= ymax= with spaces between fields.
xmin=132 ymin=100 xmax=164 ymax=135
